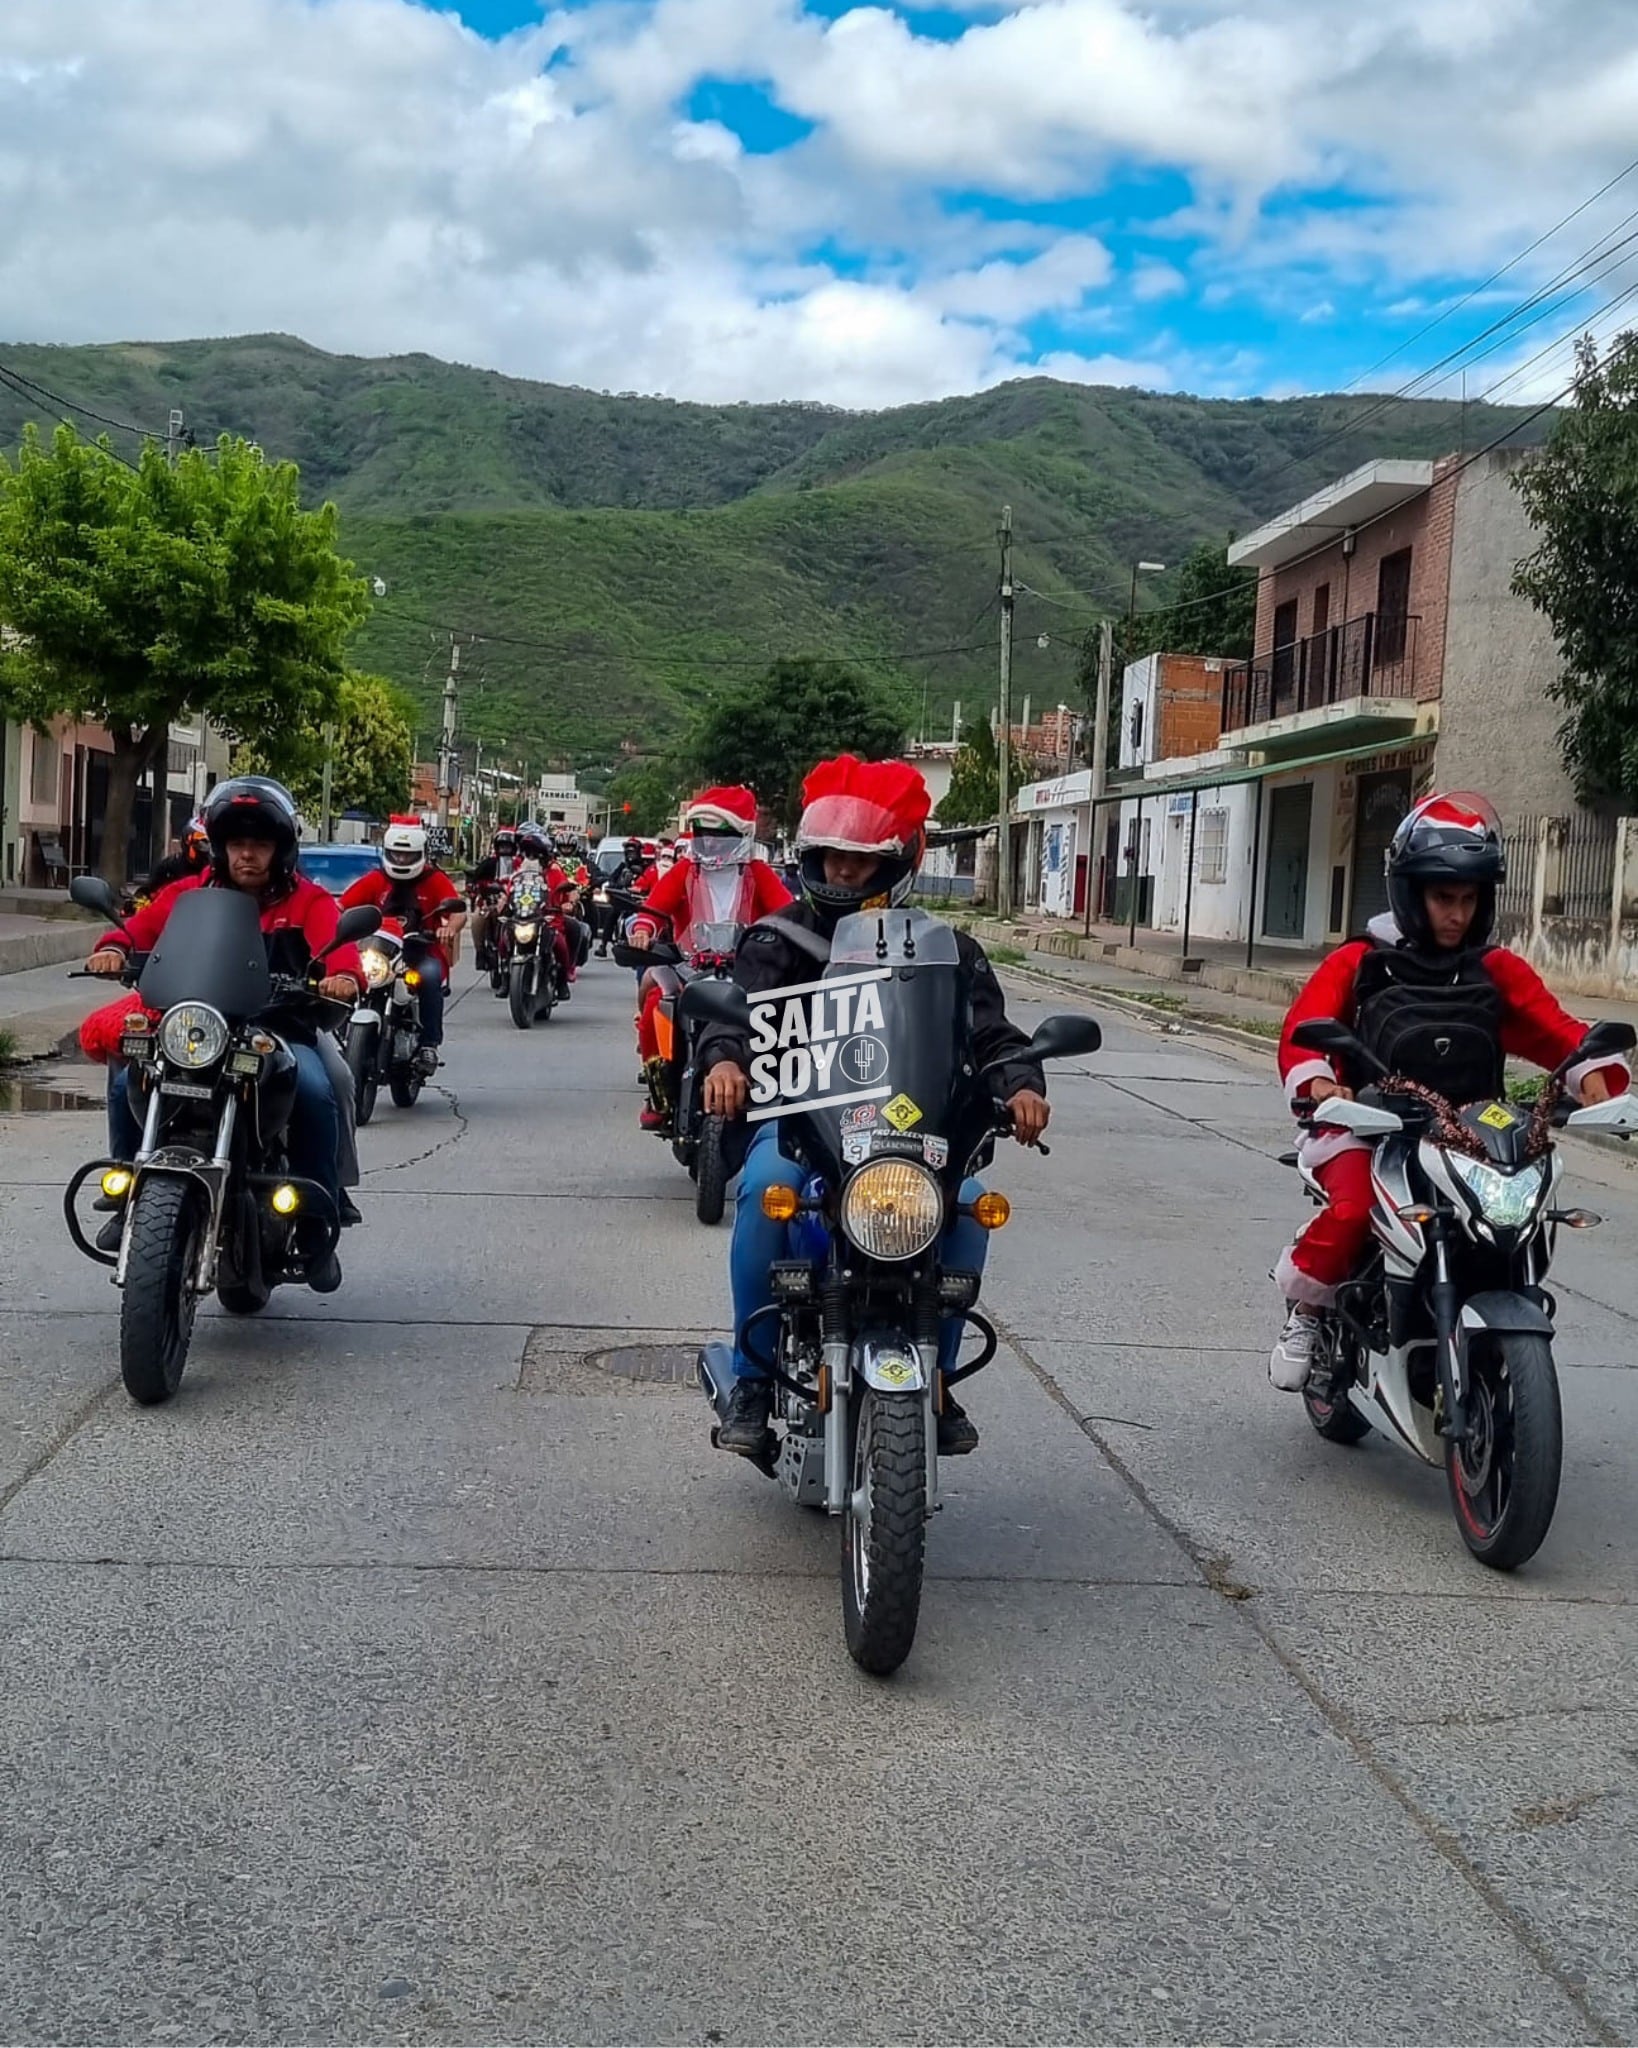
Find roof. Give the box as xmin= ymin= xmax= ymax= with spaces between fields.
xmin=1228 ymin=459 xmax=1435 ymax=572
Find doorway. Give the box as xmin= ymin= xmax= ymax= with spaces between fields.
xmin=1350 ymin=768 xmax=1412 ymax=932
xmin=1262 ymin=783 xmax=1313 ymax=939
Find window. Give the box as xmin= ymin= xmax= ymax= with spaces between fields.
xmin=1312 ymin=584 xmax=1330 ymax=634
xmin=1196 ymin=807 xmax=1229 ymax=886
xmin=29 ymin=735 xmax=59 ymax=807
xmin=1128 ymin=697 xmax=1145 ymax=756
xmin=1270 ymin=598 xmax=1300 ymax=709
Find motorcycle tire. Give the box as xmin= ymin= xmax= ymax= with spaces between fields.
xmin=1302 ymin=1316 xmax=1371 ymax=1444
xmin=1446 ymin=1330 xmax=1562 ymax=1572
xmin=508 ymin=959 xmax=536 ymax=1031
xmin=840 ymin=1387 xmax=927 ymax=1677
xmin=389 ymin=1064 xmax=424 ymax=1109
xmin=694 ymin=1114 xmax=729 ymax=1226
xmin=119 ymin=1175 xmax=206 ymax=1406
xmin=347 ymin=1029 xmax=379 ymax=1128
xmin=217 ymin=1282 xmax=270 ymax=1316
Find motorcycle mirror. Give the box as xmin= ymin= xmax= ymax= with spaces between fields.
xmin=1559 ymin=1019 xmax=1638 ymax=1075
xmin=678 ymin=977 xmax=751 ymax=1033
xmin=327 ymin=905 xmax=383 ymax=952
xmin=434 ymin=897 xmax=466 ymax=918
xmin=1025 ymin=1013 xmax=1102 ymax=1061
xmin=1289 ymin=1017 xmax=1357 ymax=1056
xmin=70 ymin=874 xmax=121 ymax=921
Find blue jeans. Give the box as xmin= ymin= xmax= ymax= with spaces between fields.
xmin=729 ymin=1123 xmax=989 ymax=1381
xmin=109 ymin=1040 xmax=342 ymax=1207
xmin=416 ymin=957 xmax=446 ymax=1046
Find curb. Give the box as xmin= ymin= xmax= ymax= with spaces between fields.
xmin=0 ymin=925 xmax=94 ymax=976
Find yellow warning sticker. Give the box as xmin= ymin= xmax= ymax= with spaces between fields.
xmin=883 ymin=1092 xmax=924 ymax=1132
xmin=1478 ymin=1103 xmax=1517 ymax=1130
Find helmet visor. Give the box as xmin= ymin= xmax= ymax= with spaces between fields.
xmin=690 ymin=827 xmax=754 ymax=871
xmin=795 ymin=791 xmax=915 ymax=857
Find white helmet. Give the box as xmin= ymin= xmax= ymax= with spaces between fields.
xmin=381 ymin=815 xmax=428 ymax=882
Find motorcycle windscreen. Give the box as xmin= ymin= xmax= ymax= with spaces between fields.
xmin=686 ymin=864 xmax=751 ymax=952
xmin=137 ymin=885 xmax=273 ymax=1018
xmin=771 ymin=911 xmax=972 ymax=1173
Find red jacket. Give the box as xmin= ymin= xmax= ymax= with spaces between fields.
xmin=341 ymin=866 xmax=463 ymax=972
xmin=1279 ymin=938 xmax=1629 ymax=1112
xmin=99 ymin=872 xmax=364 ymax=991
xmin=630 ymin=859 xmax=791 ymax=952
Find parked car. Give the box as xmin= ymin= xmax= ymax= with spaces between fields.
xmin=298 ymin=842 xmax=380 ymax=897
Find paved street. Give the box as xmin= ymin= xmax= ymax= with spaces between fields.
xmin=4 ymin=950 xmax=1638 ymax=2043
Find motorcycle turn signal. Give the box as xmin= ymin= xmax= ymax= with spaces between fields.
xmin=761 ymin=1185 xmax=800 ymax=1223
xmin=1547 ymin=1208 xmax=1603 ymax=1229
xmin=969 ymin=1192 xmax=1011 ymax=1231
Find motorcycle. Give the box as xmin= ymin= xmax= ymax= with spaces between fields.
xmin=1285 ymin=1014 xmax=1638 ymax=1569
xmin=345 ymin=896 xmax=463 ymax=1123
xmin=62 ymin=875 xmax=382 ymax=1406
xmin=501 ymin=868 xmax=570 ymax=1029
xmin=683 ymin=907 xmax=1100 ymax=1674
xmin=612 ymin=873 xmax=749 ymax=1224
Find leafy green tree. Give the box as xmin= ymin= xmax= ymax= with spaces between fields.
xmin=236 ymin=671 xmax=412 ymax=824
xmin=690 ymin=657 xmax=909 ymax=830
xmin=607 ymin=755 xmax=685 ymax=836
xmin=0 ymin=425 xmax=368 ymax=885
xmin=1513 ymin=333 xmax=1638 ymax=809
xmin=937 ymin=717 xmax=1027 ymax=826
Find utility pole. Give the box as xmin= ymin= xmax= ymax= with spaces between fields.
xmin=318 ymin=722 xmax=336 ymax=842
xmin=1083 ymin=618 xmax=1114 ymax=937
xmin=437 ymin=640 xmax=461 ymax=835
xmin=996 ymin=505 xmax=1014 ymax=919
xmin=166 ymin=408 xmax=185 ymax=468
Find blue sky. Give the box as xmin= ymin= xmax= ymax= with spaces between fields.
xmin=2 ymin=0 xmax=1634 ymax=406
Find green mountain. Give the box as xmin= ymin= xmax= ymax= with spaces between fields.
xmin=0 ymin=333 xmax=1545 ymax=769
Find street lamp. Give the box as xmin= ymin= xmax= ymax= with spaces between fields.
xmin=1127 ymin=560 xmax=1166 ymax=632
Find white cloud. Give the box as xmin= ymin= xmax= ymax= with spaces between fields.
xmin=1 ymin=0 xmax=1638 ymax=406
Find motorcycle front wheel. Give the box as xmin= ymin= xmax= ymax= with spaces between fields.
xmin=1447 ymin=1330 xmax=1562 ymax=1571
xmin=508 ymin=958 xmax=536 ymax=1030
xmin=119 ymin=1175 xmax=206 ymax=1405
xmin=841 ymin=1387 xmax=927 ymax=1676
xmin=694 ymin=1114 xmax=729 ymax=1226
xmin=347 ymin=1026 xmax=380 ymax=1127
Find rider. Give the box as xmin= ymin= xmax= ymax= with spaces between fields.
xmin=594 ymin=834 xmax=649 ymax=955
xmin=1270 ymin=791 xmax=1632 ymax=1389
xmin=513 ymin=824 xmax=582 ymax=995
xmin=465 ymin=826 xmax=517 ymax=969
xmin=84 ymin=776 xmax=364 ymax=1291
xmin=695 ymin=753 xmax=1051 ymax=1457
xmin=339 ymin=816 xmax=467 ymax=1076
xmin=138 ymin=815 xmax=211 ymax=901
xmin=626 ymin=786 xmax=791 ymax=1132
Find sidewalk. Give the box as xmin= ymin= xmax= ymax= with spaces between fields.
xmin=0 ymin=949 xmax=108 ymax=1060
xmin=972 ymin=910 xmax=1638 ymax=1044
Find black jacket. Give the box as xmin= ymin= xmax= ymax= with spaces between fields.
xmin=698 ymin=902 xmax=1045 ymax=1106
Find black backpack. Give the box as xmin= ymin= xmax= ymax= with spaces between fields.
xmin=1352 ymin=940 xmax=1504 ymax=1106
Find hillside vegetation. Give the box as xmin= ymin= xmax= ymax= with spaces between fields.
xmin=0 ymin=334 xmax=1544 ymax=767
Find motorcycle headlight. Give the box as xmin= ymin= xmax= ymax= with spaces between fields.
xmin=157 ymin=1002 xmax=230 ymax=1071
xmin=513 ymin=921 xmax=537 ymax=945
xmin=840 ymin=1158 xmax=944 ymax=1262
xmin=360 ymin=946 xmax=393 ymax=989
xmin=1449 ymin=1154 xmax=1548 ymax=1228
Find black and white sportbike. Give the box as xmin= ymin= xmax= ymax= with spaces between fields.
xmin=63 ymin=876 xmax=381 ymax=1407
xmin=1287 ymin=1015 xmax=1638 ymax=1569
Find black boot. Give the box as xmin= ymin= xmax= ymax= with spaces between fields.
xmin=717 ymin=1377 xmax=774 ymax=1456
xmin=937 ymin=1393 xmax=979 ymax=1456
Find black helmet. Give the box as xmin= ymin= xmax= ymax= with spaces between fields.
xmin=203 ymin=775 xmax=301 ymax=887
xmin=515 ymin=825 xmax=552 ymax=863
xmin=1385 ymin=791 xmax=1505 ymax=949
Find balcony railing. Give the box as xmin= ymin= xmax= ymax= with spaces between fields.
xmin=1221 ymin=610 xmax=1420 ymax=735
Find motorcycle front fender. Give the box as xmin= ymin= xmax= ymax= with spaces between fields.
xmin=853 ymin=1335 xmax=928 ymax=1393
xmin=1460 ymin=1290 xmax=1555 ymax=1337
xmin=115 ymin=1153 xmax=229 ymax=1292
xmin=349 ymin=1005 xmax=380 ymax=1031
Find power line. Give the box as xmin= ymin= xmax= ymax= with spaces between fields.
xmin=0 ymin=356 xmax=161 ymax=442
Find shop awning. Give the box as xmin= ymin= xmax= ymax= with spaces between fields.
xmin=1093 ymin=729 xmax=1436 ymax=807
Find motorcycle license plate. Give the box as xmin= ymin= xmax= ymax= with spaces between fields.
xmin=160 ymin=1078 xmax=215 ymax=1100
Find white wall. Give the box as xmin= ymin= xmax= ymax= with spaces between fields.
xmin=1145 ymin=785 xmax=1257 ymax=942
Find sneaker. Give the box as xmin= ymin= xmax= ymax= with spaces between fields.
xmin=937 ymin=1393 xmax=979 ymax=1456
xmin=414 ymin=1046 xmax=440 ymax=1078
xmin=717 ymin=1377 xmax=775 ymax=1456
xmin=1270 ymin=1305 xmax=1319 ymax=1391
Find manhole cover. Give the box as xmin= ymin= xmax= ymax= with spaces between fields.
xmin=592 ymin=1344 xmax=700 ymax=1384
xmin=517 ymin=1330 xmax=705 ymax=1395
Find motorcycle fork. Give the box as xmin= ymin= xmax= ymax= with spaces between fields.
xmin=820 ymin=1269 xmax=850 ymax=1515
xmin=1428 ymin=1229 xmax=1470 ymax=1444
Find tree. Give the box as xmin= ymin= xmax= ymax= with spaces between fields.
xmin=607 ymin=755 xmax=685 ymax=835
xmin=690 ymin=657 xmax=910 ymax=830
xmin=0 ymin=425 xmax=368 ymax=885
xmin=1512 ymin=332 xmax=1638 ymax=810
xmin=937 ymin=717 xmax=1027 ymax=827
xmin=236 ymin=671 xmax=412 ymax=825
